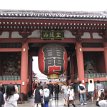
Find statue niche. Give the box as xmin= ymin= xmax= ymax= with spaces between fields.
xmin=1 ymin=53 xmax=21 ymax=76
xmin=4 ymin=61 xmax=17 ymax=75
xmin=84 ymin=60 xmax=96 ymax=74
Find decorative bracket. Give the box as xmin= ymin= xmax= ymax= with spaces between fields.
xmin=19 ymin=30 xmax=32 ymax=38
xmin=71 ymin=30 xmax=84 ymax=41
xmin=99 ymin=29 xmax=107 ymax=42
xmin=0 ymin=31 xmax=3 ymax=36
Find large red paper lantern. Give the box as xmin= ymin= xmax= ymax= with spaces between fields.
xmin=38 ymin=44 xmax=67 ymax=76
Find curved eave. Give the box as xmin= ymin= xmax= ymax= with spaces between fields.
xmin=0 ymin=17 xmax=107 ymax=22
xmin=0 ymin=19 xmax=106 ymax=32
xmin=0 ymin=10 xmax=107 ymax=21
xmin=0 ymin=10 xmax=106 ymax=33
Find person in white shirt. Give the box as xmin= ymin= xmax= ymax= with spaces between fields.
xmin=43 ymin=85 xmax=50 ymax=107
xmin=98 ymin=92 xmax=107 ymax=107
xmin=61 ymin=83 xmax=68 ymax=106
xmin=99 ymin=100 xmax=107 ymax=107
xmin=4 ymin=84 xmax=19 ymax=107
xmin=88 ymin=80 xmax=95 ymax=102
xmin=67 ymin=85 xmax=76 ymax=107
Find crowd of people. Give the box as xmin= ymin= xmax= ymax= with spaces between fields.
xmin=33 ymin=80 xmax=84 ymax=107
xmin=0 ymin=80 xmax=106 ymax=107
xmin=33 ymin=81 xmax=60 ymax=107
xmin=32 ymin=80 xmax=107 ymax=107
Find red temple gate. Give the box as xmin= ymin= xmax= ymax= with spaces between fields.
xmin=0 ymin=10 xmax=107 ymax=94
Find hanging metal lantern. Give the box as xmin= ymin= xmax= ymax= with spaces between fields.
xmin=38 ymin=44 xmax=67 ymax=77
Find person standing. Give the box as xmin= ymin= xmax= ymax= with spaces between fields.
xmin=0 ymin=86 xmax=4 ymax=107
xmin=43 ymin=85 xmax=50 ymax=107
xmin=33 ymin=85 xmax=43 ymax=107
xmin=61 ymin=83 xmax=68 ymax=106
xmin=54 ymin=83 xmax=60 ymax=100
xmin=78 ymin=81 xmax=87 ymax=105
xmin=48 ymin=81 xmax=53 ymax=99
xmin=96 ymin=80 xmax=104 ymax=101
xmin=88 ymin=79 xmax=95 ymax=102
xmin=67 ymin=85 xmax=76 ymax=107
xmin=0 ymin=83 xmax=5 ymax=94
xmin=3 ymin=84 xmax=19 ymax=107
xmin=98 ymin=92 xmax=107 ymax=107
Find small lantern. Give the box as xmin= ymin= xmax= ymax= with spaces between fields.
xmin=38 ymin=44 xmax=67 ymax=78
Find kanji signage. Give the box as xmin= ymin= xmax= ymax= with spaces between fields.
xmin=41 ymin=30 xmax=64 ymax=40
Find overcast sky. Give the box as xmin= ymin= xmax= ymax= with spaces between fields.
xmin=0 ymin=0 xmax=107 ymax=11
xmin=32 ymin=57 xmax=47 ymax=79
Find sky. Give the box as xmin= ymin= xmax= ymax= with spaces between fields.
xmin=0 ymin=0 xmax=107 ymax=11
xmin=32 ymin=57 xmax=48 ymax=80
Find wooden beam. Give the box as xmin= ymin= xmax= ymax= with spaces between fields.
xmin=27 ymin=38 xmax=76 ymax=43
xmin=83 ymin=47 xmax=104 ymax=51
xmin=0 ymin=48 xmax=22 ymax=52
xmin=0 ymin=38 xmax=23 ymax=43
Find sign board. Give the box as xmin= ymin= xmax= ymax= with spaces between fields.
xmin=41 ymin=30 xmax=64 ymax=40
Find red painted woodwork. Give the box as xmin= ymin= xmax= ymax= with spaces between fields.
xmin=28 ymin=55 xmax=33 ymax=92
xmin=76 ymin=42 xmax=85 ymax=81
xmin=83 ymin=48 xmax=104 ymax=51
xmin=70 ymin=57 xmax=75 ymax=81
xmin=0 ymin=38 xmax=104 ymax=44
xmin=0 ymin=48 xmax=21 ymax=52
xmin=104 ymin=43 xmax=107 ymax=73
xmin=0 ymin=80 xmax=22 ymax=84
xmin=28 ymin=38 xmax=76 ymax=43
xmin=38 ymin=48 xmax=44 ymax=73
xmin=21 ymin=42 xmax=28 ymax=94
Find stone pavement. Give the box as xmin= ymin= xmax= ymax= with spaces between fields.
xmin=18 ymin=96 xmax=97 ymax=107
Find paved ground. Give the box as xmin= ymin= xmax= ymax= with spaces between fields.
xmin=18 ymin=96 xmax=97 ymax=107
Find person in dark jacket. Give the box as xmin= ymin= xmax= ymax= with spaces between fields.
xmin=54 ymin=83 xmax=60 ymax=100
xmin=34 ymin=85 xmax=43 ymax=107
xmin=48 ymin=81 xmax=53 ymax=99
xmin=0 ymin=86 xmax=4 ymax=107
xmin=0 ymin=84 xmax=5 ymax=94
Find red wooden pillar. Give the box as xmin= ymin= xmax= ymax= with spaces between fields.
xmin=104 ymin=42 xmax=107 ymax=73
xmin=70 ymin=56 xmax=75 ymax=82
xmin=21 ymin=42 xmax=28 ymax=94
xmin=76 ymin=42 xmax=85 ymax=82
xmin=28 ymin=55 xmax=33 ymax=92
